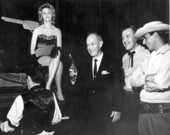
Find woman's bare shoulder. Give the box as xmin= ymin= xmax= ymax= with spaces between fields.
xmin=52 ymin=26 xmax=61 ymax=33
xmin=33 ymin=25 xmax=45 ymax=35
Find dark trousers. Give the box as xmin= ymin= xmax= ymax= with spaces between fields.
xmin=139 ymin=113 xmax=170 ymax=135
xmin=122 ymin=91 xmax=140 ymax=135
xmin=84 ymin=91 xmax=113 ymax=135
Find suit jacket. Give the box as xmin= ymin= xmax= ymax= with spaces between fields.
xmin=84 ymin=54 xmax=123 ymax=112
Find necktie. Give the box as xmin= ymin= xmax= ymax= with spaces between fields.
xmin=94 ymin=59 xmax=98 ymax=78
xmin=128 ymin=51 xmax=135 ymax=67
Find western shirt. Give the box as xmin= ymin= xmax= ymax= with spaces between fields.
xmin=132 ymin=44 xmax=170 ymax=103
xmin=122 ymin=45 xmax=150 ymax=91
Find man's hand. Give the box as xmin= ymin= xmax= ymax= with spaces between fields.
xmin=145 ymin=73 xmax=159 ymax=91
xmin=51 ymin=47 xmax=61 ymax=58
xmin=110 ymin=111 xmax=121 ymax=123
xmin=69 ymin=66 xmax=78 ymax=85
xmin=145 ymin=74 xmax=156 ymax=83
xmin=0 ymin=121 xmax=15 ymax=132
xmin=69 ymin=68 xmax=78 ymax=77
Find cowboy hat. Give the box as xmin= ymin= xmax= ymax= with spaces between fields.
xmin=135 ymin=21 xmax=169 ymax=39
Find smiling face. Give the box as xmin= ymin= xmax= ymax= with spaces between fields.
xmin=41 ymin=8 xmax=52 ymax=23
xmin=122 ymin=28 xmax=137 ymax=51
xmin=86 ymin=34 xmax=103 ymax=58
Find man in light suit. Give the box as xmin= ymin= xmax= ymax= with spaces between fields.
xmin=83 ymin=32 xmax=123 ymax=135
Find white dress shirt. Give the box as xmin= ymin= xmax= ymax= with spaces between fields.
xmin=92 ymin=52 xmax=103 ymax=78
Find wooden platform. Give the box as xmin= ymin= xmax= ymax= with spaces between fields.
xmin=0 ymin=73 xmax=27 ymax=108
xmin=0 ymin=87 xmax=27 ymax=108
xmin=0 ymin=73 xmax=27 ymax=87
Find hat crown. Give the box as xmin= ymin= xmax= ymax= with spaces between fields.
xmin=135 ymin=21 xmax=169 ymax=39
xmin=143 ymin=21 xmax=163 ymax=28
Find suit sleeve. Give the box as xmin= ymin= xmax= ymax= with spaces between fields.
xmin=112 ymin=60 xmax=123 ymax=112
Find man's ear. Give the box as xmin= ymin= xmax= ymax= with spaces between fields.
xmin=99 ymin=40 xmax=103 ymax=48
xmin=27 ymin=76 xmax=31 ymax=80
xmin=153 ymin=32 xmax=159 ymax=39
xmin=27 ymin=76 xmax=32 ymax=83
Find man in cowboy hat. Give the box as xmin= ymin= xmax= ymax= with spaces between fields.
xmin=131 ymin=21 xmax=170 ymax=135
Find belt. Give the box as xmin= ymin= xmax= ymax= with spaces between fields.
xmin=124 ymin=86 xmax=143 ymax=94
xmin=132 ymin=86 xmax=143 ymax=94
xmin=125 ymin=90 xmax=134 ymax=94
xmin=140 ymin=102 xmax=170 ymax=114
xmin=146 ymin=88 xmax=170 ymax=92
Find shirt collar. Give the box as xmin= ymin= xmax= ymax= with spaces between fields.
xmin=93 ymin=52 xmax=103 ymax=62
xmin=29 ymin=85 xmax=42 ymax=92
xmin=131 ymin=44 xmax=141 ymax=54
xmin=127 ymin=44 xmax=141 ymax=56
xmin=154 ymin=44 xmax=170 ymax=55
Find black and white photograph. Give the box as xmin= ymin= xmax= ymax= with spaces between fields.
xmin=0 ymin=0 xmax=169 ymax=135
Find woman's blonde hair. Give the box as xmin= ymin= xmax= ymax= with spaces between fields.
xmin=38 ymin=3 xmax=56 ymax=25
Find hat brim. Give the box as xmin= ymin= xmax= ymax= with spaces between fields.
xmin=135 ymin=24 xmax=170 ymax=39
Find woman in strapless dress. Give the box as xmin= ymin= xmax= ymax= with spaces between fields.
xmin=30 ymin=3 xmax=64 ymax=102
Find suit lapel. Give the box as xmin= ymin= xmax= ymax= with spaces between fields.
xmin=89 ymin=58 xmax=93 ymax=80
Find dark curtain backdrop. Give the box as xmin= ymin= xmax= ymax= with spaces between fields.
xmin=0 ymin=0 xmax=169 ymax=72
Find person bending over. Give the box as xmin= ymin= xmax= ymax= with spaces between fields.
xmin=0 ymin=63 xmax=62 ymax=135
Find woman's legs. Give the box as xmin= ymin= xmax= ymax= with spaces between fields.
xmin=46 ymin=56 xmax=60 ymax=90
xmin=38 ymin=54 xmax=65 ymax=101
xmin=55 ymin=61 xmax=65 ymax=101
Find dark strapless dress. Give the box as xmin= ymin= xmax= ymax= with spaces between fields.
xmin=35 ymin=34 xmax=57 ymax=58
